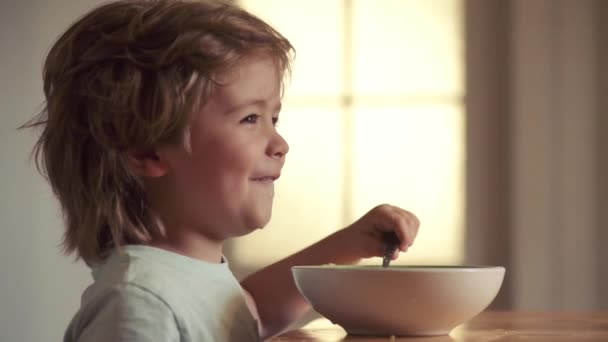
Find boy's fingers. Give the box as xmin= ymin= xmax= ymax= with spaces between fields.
xmin=369 ymin=204 xmax=420 ymax=253
xmin=391 ymin=246 xmax=405 ymax=260
xmin=393 ymin=206 xmax=419 ymax=244
xmin=385 ymin=206 xmax=418 ymax=250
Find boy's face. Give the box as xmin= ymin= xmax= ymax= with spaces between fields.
xmin=157 ymin=56 xmax=288 ymax=240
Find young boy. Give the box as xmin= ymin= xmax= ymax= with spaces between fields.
xmin=26 ymin=0 xmax=419 ymax=341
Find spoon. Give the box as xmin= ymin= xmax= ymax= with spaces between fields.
xmin=382 ymin=232 xmax=400 ymax=268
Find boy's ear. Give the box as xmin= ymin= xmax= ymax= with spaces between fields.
xmin=126 ymin=149 xmax=168 ymax=178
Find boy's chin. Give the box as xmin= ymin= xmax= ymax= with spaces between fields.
xmin=242 ymin=217 xmax=271 ymax=234
xmin=249 ymin=216 xmax=271 ymax=231
xmin=231 ymin=224 xmax=265 ymax=238
xmin=240 ymin=209 xmax=272 ymax=231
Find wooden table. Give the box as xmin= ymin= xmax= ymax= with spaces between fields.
xmin=271 ymin=311 xmax=608 ymax=341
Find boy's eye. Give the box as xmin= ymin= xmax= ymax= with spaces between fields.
xmin=272 ymin=116 xmax=279 ymax=126
xmin=241 ymin=114 xmax=259 ymax=124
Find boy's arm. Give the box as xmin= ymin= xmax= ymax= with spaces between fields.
xmin=240 ymin=204 xmax=420 ymax=340
xmin=240 ymin=228 xmax=355 ymax=340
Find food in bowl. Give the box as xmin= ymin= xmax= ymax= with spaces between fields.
xmin=291 ymin=265 xmax=505 ymax=336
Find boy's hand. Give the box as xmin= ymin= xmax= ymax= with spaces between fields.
xmin=241 ymin=204 xmax=419 ymax=337
xmin=333 ymin=204 xmax=420 ymax=264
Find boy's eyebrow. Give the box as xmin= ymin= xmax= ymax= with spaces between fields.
xmin=225 ymin=98 xmax=282 ymax=114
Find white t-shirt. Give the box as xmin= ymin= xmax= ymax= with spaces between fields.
xmin=63 ymin=245 xmax=259 ymax=342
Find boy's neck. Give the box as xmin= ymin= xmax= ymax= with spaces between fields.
xmin=147 ymin=232 xmax=224 ymax=264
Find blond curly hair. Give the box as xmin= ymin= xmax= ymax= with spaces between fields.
xmin=24 ymin=0 xmax=293 ymax=264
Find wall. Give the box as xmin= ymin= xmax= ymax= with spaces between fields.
xmin=466 ymin=0 xmax=607 ymax=310
xmin=0 ymin=1 xmax=100 ymax=341
xmin=464 ymin=0 xmax=512 ymax=309
xmin=599 ymin=0 xmax=608 ymax=311
xmin=509 ymin=0 xmax=604 ymax=310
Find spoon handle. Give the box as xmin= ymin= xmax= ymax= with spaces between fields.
xmin=382 ymin=255 xmax=391 ymax=268
xmin=382 ymin=232 xmax=400 ymax=268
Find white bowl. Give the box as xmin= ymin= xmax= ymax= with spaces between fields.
xmin=292 ymin=265 xmax=505 ymax=336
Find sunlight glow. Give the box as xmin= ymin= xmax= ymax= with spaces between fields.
xmin=351 ymin=104 xmax=464 ymax=265
xmin=231 ymin=0 xmax=464 ymax=270
xmin=353 ymin=0 xmax=463 ymax=96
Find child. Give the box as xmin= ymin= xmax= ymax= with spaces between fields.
xmin=25 ymin=0 xmax=419 ymax=341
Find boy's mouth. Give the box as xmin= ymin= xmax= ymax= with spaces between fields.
xmin=251 ymin=175 xmax=280 ymax=182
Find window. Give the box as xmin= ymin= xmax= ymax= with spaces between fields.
xmin=227 ymin=0 xmax=464 ymax=274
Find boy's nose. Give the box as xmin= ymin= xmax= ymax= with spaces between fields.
xmin=268 ymin=130 xmax=289 ymax=159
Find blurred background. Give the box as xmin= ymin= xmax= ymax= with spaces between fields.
xmin=0 ymin=0 xmax=606 ymax=340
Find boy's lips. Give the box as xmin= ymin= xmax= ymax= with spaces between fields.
xmin=250 ymin=174 xmax=280 ymax=182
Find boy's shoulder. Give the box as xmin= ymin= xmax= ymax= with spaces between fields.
xmin=64 ymin=280 xmax=181 ymax=342
xmin=89 ymin=245 xmax=237 ymax=300
xmin=67 ymin=245 xmax=259 ymax=341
